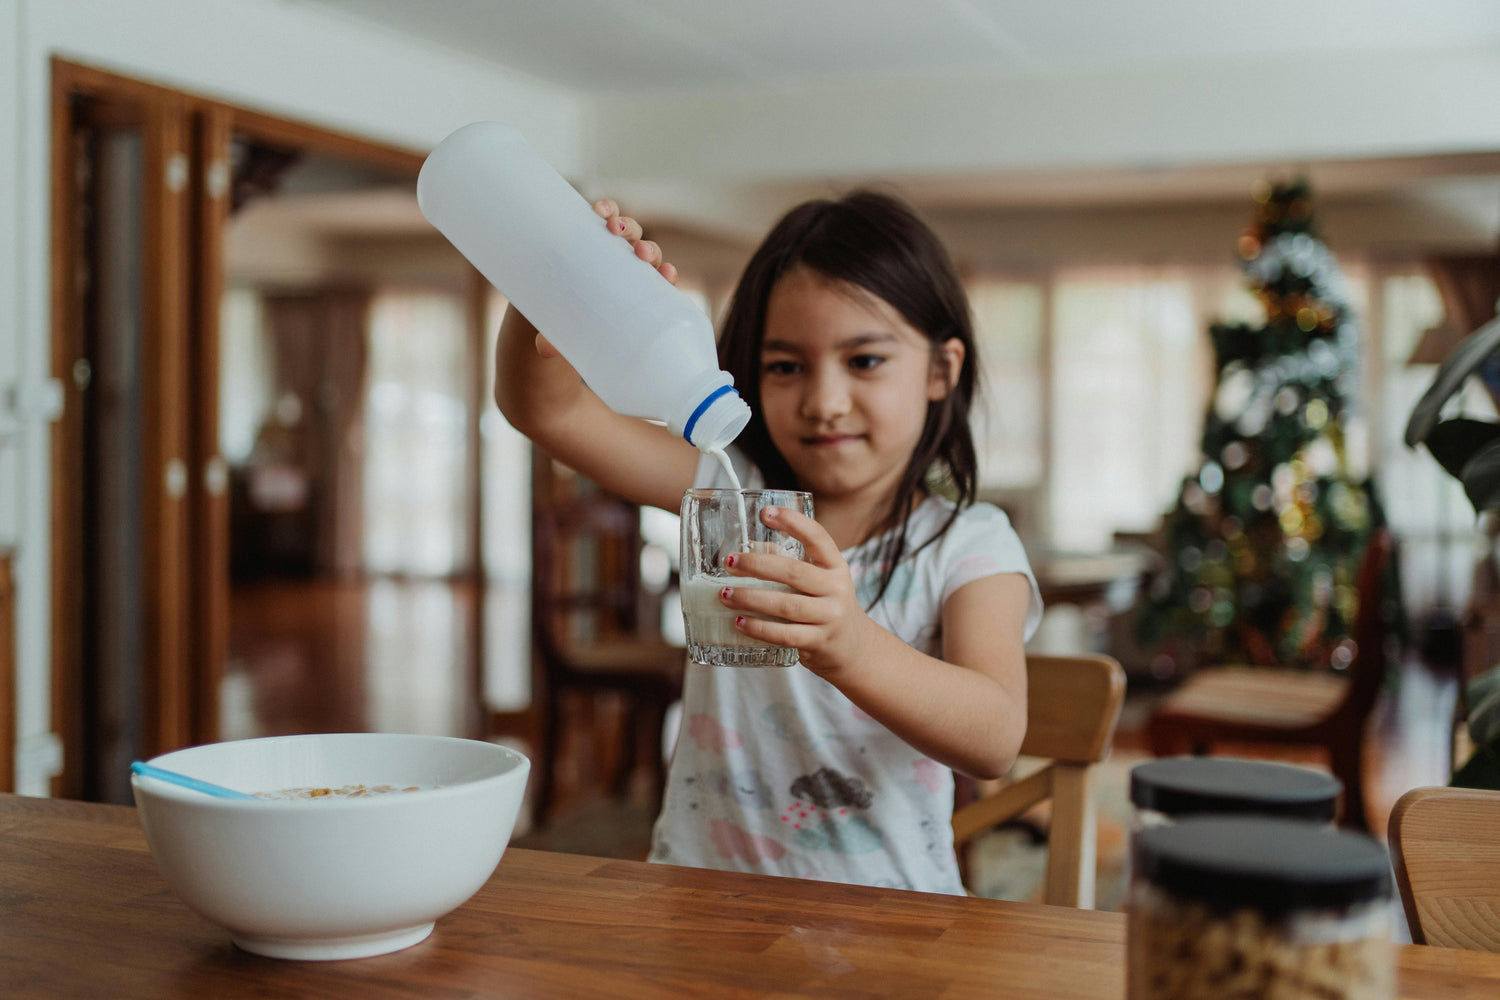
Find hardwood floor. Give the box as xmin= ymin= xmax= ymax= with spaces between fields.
xmin=225 ymin=577 xmax=1461 ymax=869
xmin=1113 ymin=653 xmax=1459 ymax=837
xmin=224 ymin=575 xmax=645 ymax=851
xmin=223 ymin=576 xmax=482 ymax=741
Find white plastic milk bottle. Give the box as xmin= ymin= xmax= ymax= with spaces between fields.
xmin=417 ymin=121 xmax=751 ymax=454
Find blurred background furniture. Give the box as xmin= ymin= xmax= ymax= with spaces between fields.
xmin=952 ymin=652 xmax=1126 ymax=908
xmin=229 ymin=464 xmax=318 ymax=580
xmin=529 ymin=465 xmax=684 ymax=828
xmin=1459 ymin=515 xmax=1500 ymax=769
xmin=1389 ymin=785 xmax=1500 ymax=951
xmin=1032 ymin=550 xmax=1154 ymax=611
xmin=1145 ymin=528 xmax=1394 ymax=830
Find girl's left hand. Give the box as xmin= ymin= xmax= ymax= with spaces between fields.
xmin=718 ymin=505 xmax=874 ymax=677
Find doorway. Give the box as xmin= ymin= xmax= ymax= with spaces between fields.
xmin=49 ymin=60 xmax=534 ymax=803
xmin=50 ymin=72 xmax=194 ymax=802
xmin=216 ymin=141 xmax=518 ymax=743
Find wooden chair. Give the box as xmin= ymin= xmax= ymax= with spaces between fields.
xmin=952 ymin=653 xmax=1127 ymax=908
xmin=1389 ymin=785 xmax=1500 ymax=950
xmin=530 ymin=483 xmax=685 ymax=828
xmin=1145 ymin=528 xmax=1393 ymax=831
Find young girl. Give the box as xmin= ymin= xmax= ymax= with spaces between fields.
xmin=496 ymin=191 xmax=1041 ymax=895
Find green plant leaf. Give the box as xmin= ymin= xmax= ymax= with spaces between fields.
xmin=1462 ymin=439 xmax=1500 ymax=511
xmin=1405 ymin=315 xmax=1500 ymax=447
xmin=1468 ymin=671 xmax=1500 ymax=748
xmin=1425 ymin=418 xmax=1500 ymax=481
xmin=1454 ymin=670 xmax=1500 ymax=789
xmin=1469 ymin=665 xmax=1500 ymax=709
xmin=1452 ymin=743 xmax=1500 ymax=789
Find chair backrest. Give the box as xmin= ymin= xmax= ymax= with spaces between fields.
xmin=1388 ymin=785 xmax=1500 ymax=950
xmin=530 ymin=469 xmax=651 ymax=667
xmin=952 ymin=653 xmax=1126 ymax=908
xmin=1331 ymin=526 xmax=1395 ymax=727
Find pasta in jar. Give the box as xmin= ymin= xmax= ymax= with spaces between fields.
xmin=1128 ymin=816 xmax=1392 ymax=1000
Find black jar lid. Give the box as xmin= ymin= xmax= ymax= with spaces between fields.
xmin=1134 ymin=816 xmax=1390 ymax=914
xmin=1130 ymin=757 xmax=1341 ymax=822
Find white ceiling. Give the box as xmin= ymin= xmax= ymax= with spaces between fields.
xmin=274 ymin=0 xmax=1500 ymax=246
xmin=295 ymin=0 xmax=1500 ymax=94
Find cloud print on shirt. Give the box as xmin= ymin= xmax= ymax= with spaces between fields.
xmin=688 ymin=713 xmax=743 ymax=752
xmin=708 ymin=767 xmax=774 ymax=808
xmin=710 ymin=819 xmax=786 ymax=863
xmin=789 ymin=767 xmax=873 ymax=810
xmin=911 ymin=757 xmax=945 ymax=793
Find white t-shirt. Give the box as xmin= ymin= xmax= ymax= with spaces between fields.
xmin=648 ymin=448 xmax=1042 ymax=894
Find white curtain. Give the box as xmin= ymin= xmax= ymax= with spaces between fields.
xmin=1047 ymin=268 xmax=1215 ymax=552
xmin=361 ymin=290 xmax=470 ymax=576
xmin=218 ymin=287 xmax=273 ymax=464
xmin=481 ymin=292 xmax=535 ymax=711
xmin=971 ymin=280 xmax=1045 ymax=491
xmin=968 ymin=268 xmax=1220 ymax=554
xmin=1377 ymin=271 xmax=1489 ymax=616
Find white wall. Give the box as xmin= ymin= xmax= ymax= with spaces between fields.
xmin=33 ymin=0 xmax=583 ymax=165
xmin=1 ymin=1 xmax=21 ymax=546
xmin=4 ymin=0 xmax=585 ymax=793
xmin=928 ymin=196 xmax=1500 ymax=272
xmin=592 ymin=46 xmax=1500 ymax=236
xmin=598 ymin=46 xmax=1500 ymax=179
xmin=1 ymin=0 xmax=34 ymax=791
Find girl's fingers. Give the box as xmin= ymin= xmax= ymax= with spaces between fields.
xmin=723 ymin=550 xmax=822 ymax=594
xmin=593 ymin=199 xmax=640 ymax=242
xmin=621 ymin=227 xmax=674 ymax=279
xmin=592 ymin=199 xmax=676 ymax=280
xmin=635 ymin=239 xmax=662 ymax=266
xmin=730 ymin=615 xmax=820 ymax=651
xmin=758 ymin=505 xmax=844 ymax=569
xmin=717 ymin=585 xmax=825 ymax=625
xmin=534 ymin=332 xmax=561 ymax=358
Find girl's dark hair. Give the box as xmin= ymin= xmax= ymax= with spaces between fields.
xmin=717 ymin=190 xmax=980 ymax=606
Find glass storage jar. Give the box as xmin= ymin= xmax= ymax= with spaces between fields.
xmin=1128 ymin=816 xmax=1393 ymax=1000
xmin=1130 ymin=757 xmax=1342 ymax=831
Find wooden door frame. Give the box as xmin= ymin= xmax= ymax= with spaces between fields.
xmin=0 ymin=550 xmax=14 ymax=792
xmin=49 ymin=60 xmax=86 ymax=798
xmin=187 ymin=106 xmax=232 ymax=750
xmin=48 ymin=64 xmax=192 ymax=796
xmin=139 ymin=87 xmax=192 ymax=763
xmin=49 ymin=58 xmax=427 ymax=797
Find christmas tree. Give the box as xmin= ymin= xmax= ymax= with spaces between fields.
xmin=1135 ymin=179 xmax=1399 ymax=675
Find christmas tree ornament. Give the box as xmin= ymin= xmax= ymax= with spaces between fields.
xmin=1135 ymin=180 xmax=1403 ymax=675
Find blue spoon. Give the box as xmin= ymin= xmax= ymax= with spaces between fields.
xmin=130 ymin=761 xmax=260 ymax=801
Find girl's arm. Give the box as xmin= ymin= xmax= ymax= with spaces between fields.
xmin=494 ymin=200 xmax=701 ymax=513
xmin=719 ymin=507 xmax=1029 ymax=779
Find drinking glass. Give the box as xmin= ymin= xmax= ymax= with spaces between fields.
xmin=679 ymin=488 xmax=813 ymax=667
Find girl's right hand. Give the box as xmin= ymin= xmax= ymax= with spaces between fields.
xmin=593 ymin=199 xmax=679 ymax=285
xmin=533 ymin=199 xmax=679 ymax=359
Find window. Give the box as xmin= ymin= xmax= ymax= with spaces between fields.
xmin=970 ymin=279 xmax=1045 ymax=492
xmin=1375 ymin=271 xmax=1486 ymax=616
xmin=481 ymin=292 xmax=534 ymax=710
xmin=217 ymin=287 xmax=273 ymax=464
xmin=361 ymin=290 xmax=470 ymax=576
xmin=1047 ymin=268 xmax=1213 ymax=552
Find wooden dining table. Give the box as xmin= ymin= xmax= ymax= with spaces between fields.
xmin=4 ymin=793 xmax=1500 ymax=998
xmin=1032 ymin=548 xmax=1155 ymax=610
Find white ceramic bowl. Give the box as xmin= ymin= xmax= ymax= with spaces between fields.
xmin=131 ymin=733 xmax=530 ymax=960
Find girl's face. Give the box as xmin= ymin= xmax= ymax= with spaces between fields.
xmin=758 ymin=267 xmax=963 ymax=512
